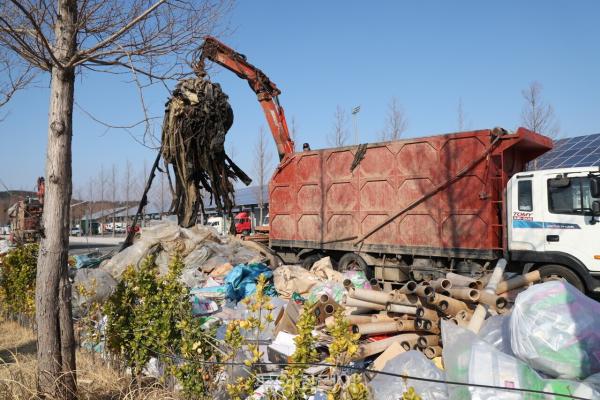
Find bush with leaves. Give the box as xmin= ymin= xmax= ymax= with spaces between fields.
xmin=279 ymin=302 xmax=319 ymax=400
xmin=103 ymin=255 xmax=218 ymax=398
xmin=0 ymin=244 xmax=38 ymax=318
xmin=326 ymin=310 xmax=370 ymax=400
xmin=224 ymin=273 xmax=276 ymax=400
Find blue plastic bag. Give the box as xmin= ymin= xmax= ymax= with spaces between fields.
xmin=224 ymin=263 xmax=273 ymax=302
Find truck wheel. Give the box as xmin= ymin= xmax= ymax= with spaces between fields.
xmin=338 ymin=253 xmax=372 ymax=279
xmin=537 ymin=264 xmax=585 ymax=292
xmin=301 ymin=254 xmax=322 ymax=270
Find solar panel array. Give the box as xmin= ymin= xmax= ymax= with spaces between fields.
xmin=533 ymin=133 xmax=600 ymax=169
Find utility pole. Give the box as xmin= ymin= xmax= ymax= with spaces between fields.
xmin=352 ymin=105 xmax=361 ymax=144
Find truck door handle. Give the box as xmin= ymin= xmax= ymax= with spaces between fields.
xmin=546 ymin=235 xmax=560 ymax=242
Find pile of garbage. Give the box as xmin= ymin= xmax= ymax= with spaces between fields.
xmin=72 ymin=221 xmax=266 ymax=317
xmin=69 ymin=225 xmax=600 ymax=399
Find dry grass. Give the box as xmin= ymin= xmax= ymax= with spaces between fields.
xmin=0 ymin=317 xmax=181 ymax=400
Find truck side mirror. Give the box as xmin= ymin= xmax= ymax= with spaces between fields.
xmin=591 ymin=177 xmax=600 ymax=198
xmin=593 ymin=200 xmax=600 ymax=217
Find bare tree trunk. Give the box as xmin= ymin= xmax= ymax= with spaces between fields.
xmin=35 ymin=0 xmax=77 ymax=398
xmin=112 ymin=165 xmax=116 ymax=237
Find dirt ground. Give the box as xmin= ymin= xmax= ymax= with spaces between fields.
xmin=0 ymin=317 xmax=178 ymax=400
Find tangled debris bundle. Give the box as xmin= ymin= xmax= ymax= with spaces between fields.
xmin=161 ymin=76 xmax=251 ymax=228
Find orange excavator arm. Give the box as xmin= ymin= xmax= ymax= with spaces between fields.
xmin=198 ymin=36 xmax=295 ymax=160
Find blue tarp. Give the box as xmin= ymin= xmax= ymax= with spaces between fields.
xmin=224 ymin=263 xmax=273 ymax=302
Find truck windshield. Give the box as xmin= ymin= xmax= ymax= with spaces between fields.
xmin=548 ymin=177 xmax=598 ymax=215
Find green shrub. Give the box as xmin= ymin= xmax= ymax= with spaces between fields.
xmin=104 ymin=255 xmax=218 ymax=398
xmin=0 ymin=244 xmax=38 ymax=317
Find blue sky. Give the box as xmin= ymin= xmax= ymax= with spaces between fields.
xmin=1 ymin=1 xmax=599 ymax=195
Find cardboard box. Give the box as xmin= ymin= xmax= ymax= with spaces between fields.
xmin=274 ymin=299 xmax=302 ymax=335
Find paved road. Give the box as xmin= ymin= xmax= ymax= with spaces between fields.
xmin=1 ymin=234 xmax=123 ymax=255
xmin=68 ymin=236 xmax=123 ymax=255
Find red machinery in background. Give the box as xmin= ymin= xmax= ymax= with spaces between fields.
xmin=8 ymin=177 xmax=44 ymax=244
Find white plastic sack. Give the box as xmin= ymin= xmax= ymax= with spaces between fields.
xmin=369 ymin=350 xmax=448 ymax=400
xmin=442 ymin=320 xmax=600 ymax=400
xmin=72 ymin=268 xmax=118 ymax=317
xmin=510 ymin=281 xmax=600 ymax=379
xmin=100 ymin=239 xmax=155 ymax=278
xmin=139 ymin=221 xmax=181 ymax=243
xmin=183 ymin=246 xmax=212 ymax=269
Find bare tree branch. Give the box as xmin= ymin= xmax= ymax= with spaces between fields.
xmin=379 ymin=97 xmax=407 ymax=141
xmin=71 ymin=0 xmax=167 ymax=67
xmin=9 ymin=0 xmax=61 ymax=67
xmin=254 ymin=126 xmax=273 ymax=225
xmin=457 ymin=97 xmax=468 ymax=131
xmin=328 ymin=105 xmax=349 ymax=147
xmin=0 ymin=52 xmax=34 ymax=108
xmin=521 ymin=81 xmax=560 ymax=138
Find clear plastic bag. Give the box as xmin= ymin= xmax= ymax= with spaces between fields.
xmin=442 ymin=320 xmax=600 ymax=400
xmin=478 ymin=314 xmax=513 ymax=356
xmin=369 ymin=350 xmax=448 ymax=400
xmin=100 ymin=239 xmax=155 ymax=278
xmin=510 ymin=281 xmax=600 ymax=379
xmin=72 ymin=268 xmax=118 ymax=317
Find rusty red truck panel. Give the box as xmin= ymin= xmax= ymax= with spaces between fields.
xmin=269 ymin=128 xmax=552 ymax=259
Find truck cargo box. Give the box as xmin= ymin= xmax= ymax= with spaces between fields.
xmin=269 ymin=128 xmax=552 ymax=260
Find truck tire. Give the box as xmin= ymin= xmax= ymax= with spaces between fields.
xmin=537 ymin=264 xmax=585 ymax=292
xmin=301 ymin=254 xmax=322 ymax=270
xmin=338 ymin=253 xmax=372 ymax=279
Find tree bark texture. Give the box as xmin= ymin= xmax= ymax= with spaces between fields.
xmin=35 ymin=0 xmax=78 ymax=398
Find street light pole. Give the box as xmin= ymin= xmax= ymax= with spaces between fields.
xmin=352 ymin=105 xmax=361 ymax=144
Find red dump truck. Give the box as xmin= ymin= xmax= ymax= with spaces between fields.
xmin=200 ymin=37 xmax=600 ymax=291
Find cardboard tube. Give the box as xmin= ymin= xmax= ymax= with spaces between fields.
xmin=391 ymin=293 xmax=421 ymax=306
xmin=343 ymin=295 xmax=387 ymax=311
xmin=352 ymin=321 xmax=401 ymax=335
xmin=468 ymin=259 xmax=507 ymax=333
xmin=456 ymin=309 xmax=473 ymax=322
xmin=424 ymin=345 xmax=442 ymax=359
xmin=320 ymin=294 xmax=330 ymax=304
xmin=428 ymin=293 xmax=469 ymax=315
xmin=448 ymin=287 xmax=480 ymax=302
xmin=429 ymin=278 xmax=452 ymax=291
xmin=446 ymin=272 xmax=480 ymax=289
xmin=347 ymin=287 xmax=394 ymax=305
xmin=397 ymin=319 xmax=416 ymax=331
xmin=415 ymin=284 xmax=434 ymax=298
xmin=325 ymin=314 xmax=370 ymax=329
xmin=369 ymin=278 xmax=381 ymax=291
xmin=478 ymin=291 xmax=507 ymax=310
xmin=416 ymin=306 xmax=439 ymax=322
xmin=417 ymin=335 xmax=440 ymax=348
xmin=324 ymin=303 xmax=336 ymax=315
xmin=400 ymin=338 xmax=419 ymax=351
xmin=343 ymin=278 xmax=354 ymax=290
xmin=354 ymin=333 xmax=420 ymax=359
xmin=386 ymin=303 xmax=417 ymax=315
xmin=416 ymin=318 xmax=440 ymax=334
xmin=397 ymin=281 xmax=417 ymax=294
xmin=496 ymin=270 xmax=541 ymax=294
xmin=371 ymin=312 xmax=398 ymax=322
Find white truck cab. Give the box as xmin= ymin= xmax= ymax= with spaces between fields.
xmin=507 ymin=167 xmax=600 ymax=292
xmin=206 ymin=216 xmax=226 ymax=235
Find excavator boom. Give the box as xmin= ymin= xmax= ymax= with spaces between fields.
xmin=199 ymin=36 xmax=294 ymax=159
